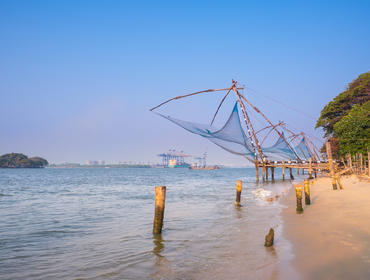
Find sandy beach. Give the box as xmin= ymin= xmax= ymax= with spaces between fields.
xmin=281 ymin=175 xmax=370 ymax=279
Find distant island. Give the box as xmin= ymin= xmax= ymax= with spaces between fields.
xmin=0 ymin=153 xmax=48 ymax=168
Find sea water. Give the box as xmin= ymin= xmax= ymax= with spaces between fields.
xmin=0 ymin=167 xmax=298 ymax=280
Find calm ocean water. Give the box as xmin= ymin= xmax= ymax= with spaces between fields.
xmin=0 ymin=167 xmax=298 ymax=280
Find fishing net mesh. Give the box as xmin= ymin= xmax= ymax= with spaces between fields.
xmin=158 ymin=103 xmax=313 ymax=162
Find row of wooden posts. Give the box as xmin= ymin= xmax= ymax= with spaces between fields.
xmin=254 ymin=157 xmax=321 ymax=183
xmin=294 ymin=180 xmax=312 ymax=214
xmin=153 ymin=181 xmax=277 ymax=247
xmin=341 ymin=152 xmax=370 ymax=177
xmin=152 ymin=180 xmax=244 ymax=235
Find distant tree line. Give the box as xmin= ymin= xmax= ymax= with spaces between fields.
xmin=316 ymin=72 xmax=370 ymax=158
xmin=0 ymin=153 xmax=48 ymax=168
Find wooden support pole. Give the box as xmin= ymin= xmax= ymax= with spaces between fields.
xmin=289 ymin=168 xmax=294 ymax=180
xmin=153 ymin=186 xmax=166 ymax=234
xmin=326 ymin=141 xmax=337 ymax=190
xmin=235 ymin=180 xmax=242 ymax=207
xmin=262 ymin=166 xmax=266 ymax=182
xmin=266 ymin=166 xmax=269 ymax=180
xmin=282 ymin=161 xmax=285 ymax=180
xmin=295 ymin=184 xmax=303 ymax=214
xmin=264 ymin=228 xmax=274 ymax=247
xmin=336 ymin=175 xmax=344 ymax=190
xmin=308 ymin=158 xmax=313 ymax=179
xmin=304 ymin=180 xmax=311 ymax=205
xmin=271 ymin=167 xmax=275 ymax=181
xmin=331 ymin=171 xmax=338 ymax=190
xmin=360 ymin=153 xmax=363 ymax=174
xmin=255 ymin=160 xmax=259 ymax=182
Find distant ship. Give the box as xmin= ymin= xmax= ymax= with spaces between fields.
xmin=189 ymin=164 xmax=220 ymax=170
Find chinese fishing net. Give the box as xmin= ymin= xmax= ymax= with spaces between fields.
xmin=157 ymin=102 xmax=312 ymax=162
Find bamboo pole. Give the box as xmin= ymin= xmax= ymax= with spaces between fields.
xmin=295 ymin=184 xmax=303 ymax=214
xmin=282 ymin=160 xmax=285 ymax=180
xmin=153 ymin=186 xmax=166 ymax=234
xmin=238 ymin=93 xmax=301 ymax=161
xmin=304 ymin=180 xmax=311 ymax=205
xmin=235 ymin=180 xmax=242 ymax=207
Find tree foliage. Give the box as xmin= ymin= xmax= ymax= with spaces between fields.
xmin=333 ymin=101 xmax=370 ymax=156
xmin=316 ymin=72 xmax=370 ymax=137
xmin=0 ymin=153 xmax=48 ymax=168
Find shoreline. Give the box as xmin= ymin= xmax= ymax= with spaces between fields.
xmin=280 ymin=175 xmax=370 ymax=279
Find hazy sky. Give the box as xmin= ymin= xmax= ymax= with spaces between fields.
xmin=1 ymin=0 xmax=369 ymax=165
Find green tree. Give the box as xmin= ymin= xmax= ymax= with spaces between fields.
xmin=316 ymin=72 xmax=370 ymax=137
xmin=333 ymin=101 xmax=370 ymax=156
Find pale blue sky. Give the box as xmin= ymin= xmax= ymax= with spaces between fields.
xmin=1 ymin=0 xmax=369 ymax=165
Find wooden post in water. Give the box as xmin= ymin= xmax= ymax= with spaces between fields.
xmin=304 ymin=180 xmax=311 ymax=205
xmin=262 ymin=165 xmax=266 ymax=182
xmin=295 ymin=184 xmax=303 ymax=214
xmin=153 ymin=186 xmax=166 ymax=234
xmin=255 ymin=159 xmax=259 ymax=182
xmin=289 ymin=168 xmax=294 ymax=180
xmin=235 ymin=180 xmax=242 ymax=207
xmin=271 ymin=167 xmax=275 ymax=181
xmin=326 ymin=141 xmax=337 ymax=190
xmin=266 ymin=166 xmax=269 ymax=181
xmin=264 ymin=228 xmax=274 ymax=247
xmin=308 ymin=158 xmax=313 ymax=179
xmin=282 ymin=161 xmax=285 ymax=180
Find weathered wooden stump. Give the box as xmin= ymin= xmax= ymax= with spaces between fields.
xmin=235 ymin=180 xmax=242 ymax=207
xmin=264 ymin=228 xmax=274 ymax=247
xmin=153 ymin=186 xmax=166 ymax=234
xmin=295 ymin=184 xmax=303 ymax=214
xmin=304 ymin=180 xmax=311 ymax=205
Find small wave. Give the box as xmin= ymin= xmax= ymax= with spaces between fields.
xmin=0 ymin=193 xmax=12 ymax=197
xmin=252 ymin=188 xmax=272 ymax=199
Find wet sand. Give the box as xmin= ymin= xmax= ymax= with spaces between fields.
xmin=281 ymin=175 xmax=370 ymax=279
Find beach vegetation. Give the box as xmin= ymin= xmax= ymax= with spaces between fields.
xmin=316 ymin=72 xmax=370 ymax=157
xmin=333 ymin=101 xmax=370 ymax=156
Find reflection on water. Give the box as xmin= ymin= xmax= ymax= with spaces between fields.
xmin=153 ymin=234 xmax=165 ymax=257
xmin=0 ymin=167 xmax=301 ymax=280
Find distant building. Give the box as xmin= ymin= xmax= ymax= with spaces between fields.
xmin=86 ymin=160 xmax=99 ymax=166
